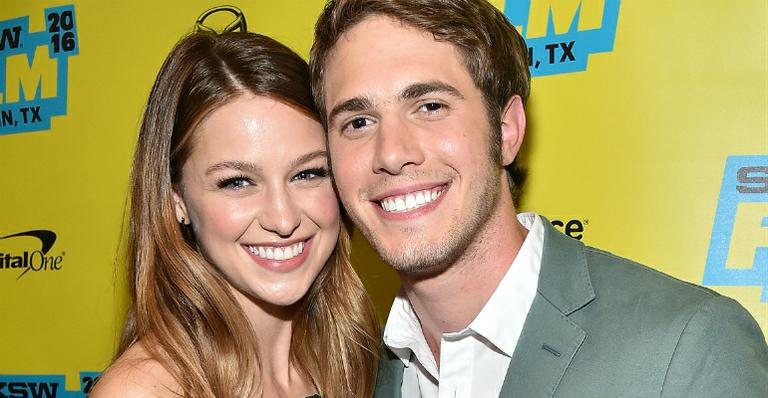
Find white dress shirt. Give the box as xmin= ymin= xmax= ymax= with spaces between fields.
xmin=383 ymin=213 xmax=544 ymax=397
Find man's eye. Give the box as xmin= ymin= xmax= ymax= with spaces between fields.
xmin=419 ymin=102 xmax=444 ymax=112
xmin=217 ymin=176 xmax=252 ymax=189
xmin=293 ymin=167 xmax=329 ymax=181
xmin=343 ymin=116 xmax=375 ymax=132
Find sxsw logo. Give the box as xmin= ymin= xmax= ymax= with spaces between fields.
xmin=704 ymin=155 xmax=768 ymax=302
xmin=0 ymin=5 xmax=78 ymax=135
xmin=504 ymin=0 xmax=621 ymax=76
xmin=0 ymin=372 xmax=100 ymax=398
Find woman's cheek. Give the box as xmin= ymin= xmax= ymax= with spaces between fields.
xmin=306 ymin=185 xmax=341 ymax=226
xmin=200 ymin=196 xmax=258 ymax=237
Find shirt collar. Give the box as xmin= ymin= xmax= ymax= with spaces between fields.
xmin=382 ymin=213 xmax=545 ymax=371
xmin=383 ymin=289 xmax=437 ymax=373
xmin=466 ymin=212 xmax=543 ymax=356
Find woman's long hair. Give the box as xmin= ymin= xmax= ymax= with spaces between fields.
xmin=119 ymin=31 xmax=379 ymax=397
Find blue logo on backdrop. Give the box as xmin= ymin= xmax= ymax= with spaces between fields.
xmin=703 ymin=155 xmax=768 ymax=302
xmin=0 ymin=372 xmax=99 ymax=398
xmin=0 ymin=5 xmax=78 ymax=135
xmin=504 ymin=0 xmax=621 ymax=76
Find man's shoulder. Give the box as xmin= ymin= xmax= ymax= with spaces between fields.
xmin=582 ymin=245 xmax=718 ymax=303
xmin=544 ymin=243 xmax=768 ymax=396
xmin=575 ymin=245 xmax=751 ymax=331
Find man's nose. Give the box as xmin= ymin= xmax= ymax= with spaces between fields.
xmin=372 ymin=116 xmax=425 ymax=175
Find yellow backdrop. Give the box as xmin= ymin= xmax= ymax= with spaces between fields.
xmin=1 ymin=0 xmax=765 ymax=394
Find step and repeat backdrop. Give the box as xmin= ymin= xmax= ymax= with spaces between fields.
xmin=1 ymin=0 xmax=765 ymax=395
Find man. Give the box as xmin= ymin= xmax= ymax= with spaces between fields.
xmin=309 ymin=0 xmax=768 ymax=396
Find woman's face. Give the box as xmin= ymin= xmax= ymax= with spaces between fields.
xmin=173 ymin=94 xmax=340 ymax=307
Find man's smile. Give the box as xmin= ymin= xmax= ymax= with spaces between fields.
xmin=378 ymin=185 xmax=447 ymax=213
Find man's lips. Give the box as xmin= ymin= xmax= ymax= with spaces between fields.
xmin=371 ymin=182 xmax=450 ymax=214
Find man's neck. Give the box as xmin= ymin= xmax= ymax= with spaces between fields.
xmin=399 ymin=192 xmax=528 ymax=361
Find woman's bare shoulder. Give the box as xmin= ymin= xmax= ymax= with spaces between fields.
xmin=90 ymin=341 xmax=181 ymax=398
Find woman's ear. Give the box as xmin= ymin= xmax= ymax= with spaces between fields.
xmin=499 ymin=95 xmax=526 ymax=166
xmin=172 ymin=188 xmax=190 ymax=225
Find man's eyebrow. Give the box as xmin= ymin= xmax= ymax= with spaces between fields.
xmin=326 ymin=81 xmax=463 ymax=126
xmin=327 ymin=97 xmax=374 ymax=127
xmin=205 ymin=160 xmax=262 ymax=176
xmin=290 ymin=150 xmax=328 ymax=169
xmin=400 ymin=81 xmax=465 ymax=101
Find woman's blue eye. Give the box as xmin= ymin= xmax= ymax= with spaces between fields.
xmin=217 ymin=176 xmax=251 ymax=189
xmin=294 ymin=167 xmax=329 ymax=181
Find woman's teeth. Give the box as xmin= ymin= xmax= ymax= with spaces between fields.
xmin=248 ymin=241 xmax=304 ymax=261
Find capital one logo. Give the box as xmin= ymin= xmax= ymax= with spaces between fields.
xmin=0 ymin=5 xmax=78 ymax=135
xmin=504 ymin=0 xmax=621 ymax=76
xmin=703 ymin=155 xmax=768 ymax=302
xmin=0 ymin=229 xmax=64 ymax=279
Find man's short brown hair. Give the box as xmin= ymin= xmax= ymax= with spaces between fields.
xmin=309 ymin=0 xmax=530 ymax=200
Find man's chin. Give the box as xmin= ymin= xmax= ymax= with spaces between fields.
xmin=378 ymin=243 xmax=457 ymax=278
xmin=357 ymin=222 xmax=464 ymax=276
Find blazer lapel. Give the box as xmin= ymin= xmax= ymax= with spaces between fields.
xmin=500 ymin=220 xmax=595 ymax=397
xmin=374 ymin=346 xmax=405 ymax=398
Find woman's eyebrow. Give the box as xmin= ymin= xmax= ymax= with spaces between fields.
xmin=203 ymin=150 xmax=327 ymax=176
xmin=290 ymin=150 xmax=328 ymax=168
xmin=205 ymin=160 xmax=262 ymax=175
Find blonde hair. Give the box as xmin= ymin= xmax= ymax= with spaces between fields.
xmin=118 ymin=31 xmax=379 ymax=397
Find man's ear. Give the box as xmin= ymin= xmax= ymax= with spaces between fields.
xmin=172 ymin=188 xmax=190 ymax=225
xmin=500 ymin=95 xmax=526 ymax=166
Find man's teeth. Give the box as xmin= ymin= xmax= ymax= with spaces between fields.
xmin=248 ymin=241 xmax=304 ymax=261
xmin=380 ymin=188 xmax=443 ymax=213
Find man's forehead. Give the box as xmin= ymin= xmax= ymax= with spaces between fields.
xmin=335 ymin=15 xmax=427 ymax=48
xmin=322 ymin=16 xmax=467 ymax=102
xmin=323 ymin=14 xmax=456 ymax=77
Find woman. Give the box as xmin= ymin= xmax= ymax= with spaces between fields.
xmin=92 ymin=31 xmax=379 ymax=397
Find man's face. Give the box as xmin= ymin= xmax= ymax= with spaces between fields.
xmin=323 ymin=16 xmax=509 ymax=274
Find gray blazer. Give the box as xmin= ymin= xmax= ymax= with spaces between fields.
xmin=374 ymin=221 xmax=768 ymax=397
